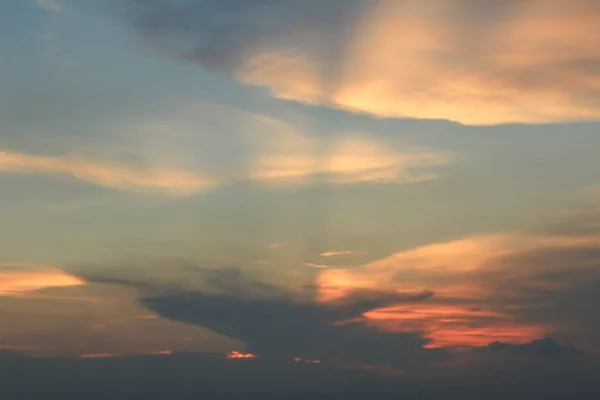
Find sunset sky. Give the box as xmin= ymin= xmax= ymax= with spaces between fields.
xmin=2 ymin=1 xmax=600 ymax=398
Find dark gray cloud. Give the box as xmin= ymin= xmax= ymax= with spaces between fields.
xmin=76 ymin=265 xmax=447 ymax=368
xmin=470 ymin=243 xmax=600 ymax=348
xmin=143 ymin=291 xmax=443 ymax=368
xmin=536 ymin=203 xmax=600 ymax=237
xmin=473 ymin=337 xmax=586 ymax=360
xmin=112 ymin=0 xmax=366 ymax=86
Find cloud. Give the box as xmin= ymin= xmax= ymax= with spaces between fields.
xmin=315 ymin=226 xmax=600 ymax=348
xmin=473 ymin=337 xmax=586 ymax=360
xmin=251 ymin=131 xmax=451 ymax=186
xmin=320 ymin=250 xmax=367 ymax=258
xmin=75 ymin=265 xmax=450 ymax=369
xmin=118 ymin=0 xmax=600 ymax=125
xmin=1 ymin=101 xmax=450 ymax=192
xmin=226 ymin=351 xmax=257 ymax=360
xmin=56 ymin=199 xmax=600 ymax=367
xmin=0 ymin=276 xmax=241 ymax=358
xmin=35 ymin=0 xmax=61 ymax=12
xmin=0 ymin=264 xmax=84 ymax=298
xmin=0 ymin=149 xmax=213 ymax=196
xmin=305 ymin=263 xmax=328 ymax=269
xmin=364 ymin=304 xmax=547 ymax=348
xmin=79 ymin=350 xmax=172 ymax=359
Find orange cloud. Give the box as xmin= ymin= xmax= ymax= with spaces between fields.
xmin=317 ymin=234 xmax=600 ymax=300
xmin=365 ymin=304 xmax=546 ymax=348
xmin=320 ymin=250 xmax=367 ymax=258
xmin=252 ymin=134 xmax=450 ymax=186
xmin=0 ymin=150 xmax=213 ymax=195
xmin=226 ymin=351 xmax=256 ymax=360
xmin=236 ymin=0 xmax=600 ymax=125
xmin=0 ymin=268 xmax=84 ymax=298
xmin=315 ymin=232 xmax=600 ymax=347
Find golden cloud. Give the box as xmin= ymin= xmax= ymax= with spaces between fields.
xmin=316 ymin=232 xmax=600 ymax=347
xmin=0 ymin=267 xmax=85 ymax=298
xmin=0 ymin=150 xmax=213 ymax=195
xmin=236 ymin=0 xmax=600 ymax=125
xmin=320 ymin=250 xmax=367 ymax=258
xmin=251 ymin=130 xmax=450 ymax=186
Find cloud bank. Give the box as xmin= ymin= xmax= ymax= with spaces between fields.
xmin=118 ymin=0 xmax=600 ymax=125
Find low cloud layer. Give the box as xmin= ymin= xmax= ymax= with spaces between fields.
xmin=1 ymin=339 xmax=597 ymax=399
xmin=116 ymin=0 xmax=600 ymax=125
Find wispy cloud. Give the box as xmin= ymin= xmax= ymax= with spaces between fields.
xmin=0 ymin=265 xmax=84 ymax=298
xmin=0 ymin=150 xmax=213 ymax=196
xmin=124 ymin=0 xmax=600 ymax=125
xmin=304 ymin=263 xmax=328 ymax=269
xmin=252 ymin=132 xmax=451 ymax=186
xmin=35 ymin=0 xmax=61 ymax=12
xmin=79 ymin=350 xmax=172 ymax=359
xmin=320 ymin=250 xmax=367 ymax=258
xmin=1 ymin=102 xmax=450 ymax=193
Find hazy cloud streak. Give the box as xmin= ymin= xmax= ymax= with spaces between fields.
xmin=0 ymin=150 xmax=214 ymax=195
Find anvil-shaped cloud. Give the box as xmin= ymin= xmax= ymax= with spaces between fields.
xmin=74 ymin=265 xmax=449 ymax=369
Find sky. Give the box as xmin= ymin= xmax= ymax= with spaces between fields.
xmin=1 ymin=0 xmax=600 ymax=398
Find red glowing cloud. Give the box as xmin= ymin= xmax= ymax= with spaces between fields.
xmin=314 ymin=233 xmax=589 ymax=348
xmin=226 ymin=351 xmax=256 ymax=360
